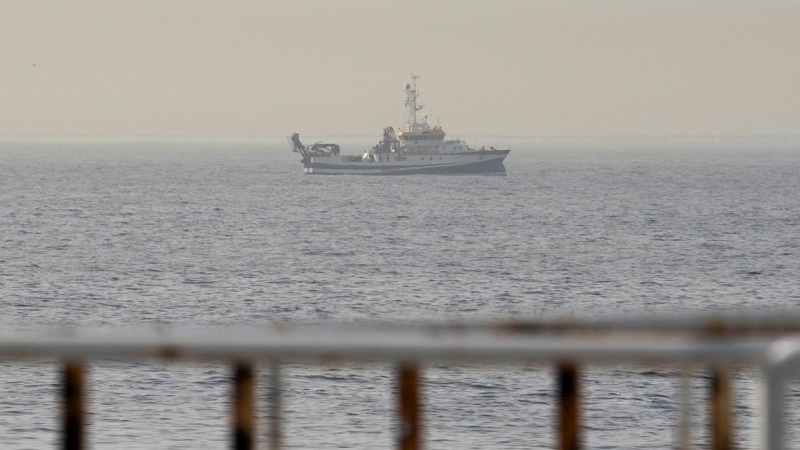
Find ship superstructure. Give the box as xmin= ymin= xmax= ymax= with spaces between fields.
xmin=289 ymin=75 xmax=509 ymax=175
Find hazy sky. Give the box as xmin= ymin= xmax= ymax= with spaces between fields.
xmin=1 ymin=1 xmax=798 ymax=137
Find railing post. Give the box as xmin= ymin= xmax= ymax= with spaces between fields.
xmin=397 ymin=363 xmax=422 ymax=450
xmin=710 ymin=367 xmax=732 ymax=450
xmin=233 ymin=362 xmax=256 ymax=450
xmin=677 ymin=368 xmax=692 ymax=450
xmin=268 ymin=361 xmax=282 ymax=450
xmin=760 ymin=340 xmax=800 ymax=450
xmin=557 ymin=364 xmax=580 ymax=450
xmin=762 ymin=364 xmax=784 ymax=450
xmin=62 ymin=361 xmax=85 ymax=450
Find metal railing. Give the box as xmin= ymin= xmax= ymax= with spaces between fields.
xmin=2 ymin=313 xmax=800 ymax=450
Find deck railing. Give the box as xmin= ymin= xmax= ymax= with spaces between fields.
xmin=3 ymin=313 xmax=800 ymax=450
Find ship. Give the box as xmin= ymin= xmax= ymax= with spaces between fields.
xmin=289 ymin=75 xmax=510 ymax=175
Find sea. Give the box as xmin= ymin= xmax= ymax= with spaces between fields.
xmin=1 ymin=136 xmax=799 ymax=449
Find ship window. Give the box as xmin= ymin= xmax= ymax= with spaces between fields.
xmin=430 ymin=157 xmax=433 ymax=160
xmin=421 ymin=157 xmax=424 ymax=160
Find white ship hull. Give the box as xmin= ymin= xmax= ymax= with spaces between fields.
xmin=305 ymin=150 xmax=509 ymax=175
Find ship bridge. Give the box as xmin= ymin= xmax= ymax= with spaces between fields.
xmin=396 ymin=127 xmax=446 ymax=142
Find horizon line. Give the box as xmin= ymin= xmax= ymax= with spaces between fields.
xmin=3 ymin=133 xmax=800 ymax=142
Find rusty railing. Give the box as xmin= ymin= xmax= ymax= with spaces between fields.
xmin=2 ymin=313 xmax=800 ymax=449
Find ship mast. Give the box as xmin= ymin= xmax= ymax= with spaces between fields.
xmin=404 ymin=74 xmax=425 ymax=131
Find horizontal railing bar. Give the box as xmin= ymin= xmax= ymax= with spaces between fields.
xmin=345 ymin=312 xmax=800 ymax=334
xmin=0 ymin=329 xmax=775 ymax=363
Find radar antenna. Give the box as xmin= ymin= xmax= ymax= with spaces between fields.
xmin=405 ymin=74 xmax=424 ymax=128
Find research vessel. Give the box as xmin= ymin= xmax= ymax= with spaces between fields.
xmin=289 ymin=76 xmax=510 ymax=175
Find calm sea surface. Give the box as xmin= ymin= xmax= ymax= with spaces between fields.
xmin=1 ymin=137 xmax=799 ymax=449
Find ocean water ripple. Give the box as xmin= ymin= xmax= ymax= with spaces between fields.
xmin=1 ymin=138 xmax=799 ymax=448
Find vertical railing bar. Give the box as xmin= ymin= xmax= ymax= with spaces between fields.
xmin=397 ymin=363 xmax=422 ymax=450
xmin=763 ymin=360 xmax=785 ymax=450
xmin=678 ymin=367 xmax=691 ymax=450
xmin=557 ymin=363 xmax=580 ymax=450
xmin=233 ymin=362 xmax=256 ymax=450
xmin=710 ymin=366 xmax=732 ymax=450
xmin=62 ymin=360 xmax=85 ymax=450
xmin=269 ymin=360 xmax=282 ymax=450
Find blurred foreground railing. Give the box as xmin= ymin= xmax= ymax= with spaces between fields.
xmin=3 ymin=313 xmax=800 ymax=450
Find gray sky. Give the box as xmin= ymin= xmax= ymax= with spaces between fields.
xmin=1 ymin=1 xmax=798 ymax=137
